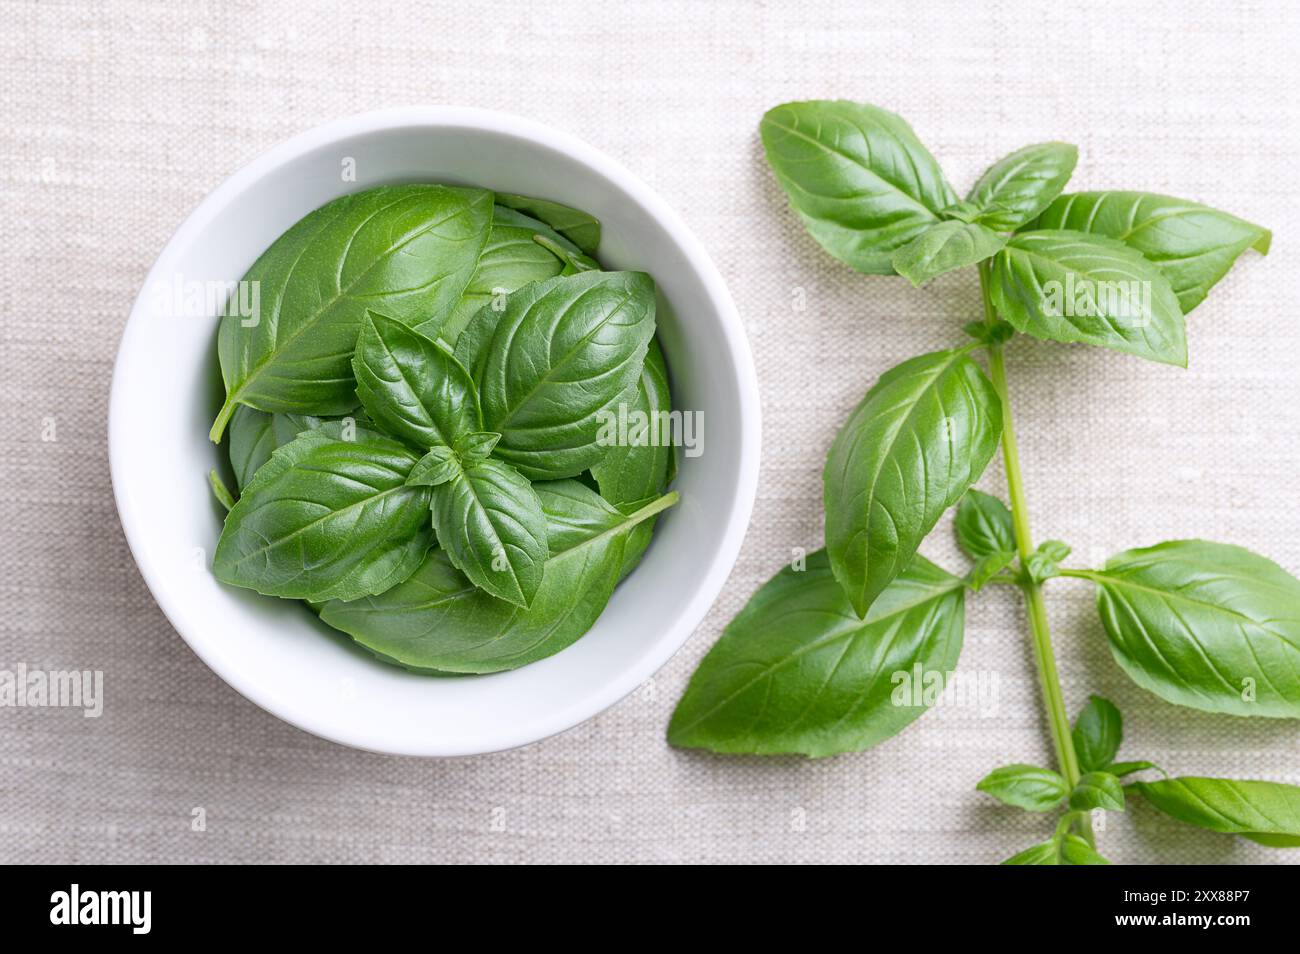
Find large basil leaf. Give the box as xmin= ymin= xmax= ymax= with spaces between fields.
xmin=966 ymin=142 xmax=1078 ymax=231
xmin=1132 ymin=777 xmax=1300 ymax=846
xmin=824 ymin=349 xmax=1002 ymax=617
xmin=352 ymin=311 xmax=481 ymax=450
xmin=954 ymin=489 xmax=1015 ymax=560
xmin=429 ymin=456 xmax=548 ymax=608
xmin=319 ymin=483 xmax=677 ymax=673
xmin=590 ymin=338 xmax=675 ymax=579
xmin=976 ymin=764 xmax=1068 ymax=812
xmin=891 ymin=220 xmax=1008 ymax=287
xmin=454 ymin=270 xmax=657 ymax=480
xmin=211 ymin=185 xmax=492 ymax=440
xmin=1071 ymin=695 xmax=1123 ymax=773
xmin=213 ymin=423 xmax=432 ymax=601
xmin=667 ymin=549 xmax=964 ymax=757
xmin=1084 ymin=540 xmax=1300 ymax=718
xmin=495 ymin=192 xmax=601 ymax=256
xmin=1030 ymin=192 xmax=1271 ymax=313
xmin=760 ymin=100 xmax=957 ymax=274
xmin=990 ymin=230 xmax=1187 ymax=366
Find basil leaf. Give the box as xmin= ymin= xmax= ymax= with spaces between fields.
xmin=590 ymin=339 xmax=675 ymax=578
xmin=1071 ymin=695 xmax=1122 ymax=773
xmin=430 ymin=456 xmax=548 ymax=608
xmin=213 ymin=423 xmax=433 ymax=601
xmin=1069 ymin=772 xmax=1126 ymax=812
xmin=1026 ymin=539 xmax=1071 ymax=583
xmin=759 ymin=100 xmax=957 ymax=274
xmin=352 ymin=311 xmax=481 ymax=450
xmin=211 ymin=185 xmax=492 ymax=440
xmin=319 ymin=484 xmax=677 ymax=673
xmin=991 ymin=230 xmax=1187 ymax=366
xmin=891 ymin=220 xmax=1008 ymax=287
xmin=208 ymin=469 xmax=235 ymax=511
xmin=495 ymin=192 xmax=601 ymax=255
xmin=1001 ymin=841 xmax=1059 ymax=865
xmin=967 ymin=142 xmax=1078 ymax=231
xmin=1059 ymin=834 xmax=1111 ymax=865
xmin=968 ymin=549 xmax=1015 ymax=591
xmin=975 ymin=764 xmax=1068 ymax=812
xmin=955 ymin=489 xmax=1015 ymax=559
xmin=1030 ymin=192 xmax=1271 ymax=313
xmin=1132 ymin=777 xmax=1300 ymax=846
xmin=227 ymin=405 xmax=337 ymax=491
xmin=406 ymin=446 xmax=458 ymax=487
xmin=1106 ymin=760 xmax=1159 ymax=779
xmin=455 ymin=271 xmax=657 ymax=480
xmin=667 ymin=550 xmax=964 ymax=757
xmin=456 ymin=431 xmax=500 ymax=462
xmin=824 ymin=349 xmax=1002 ymax=616
xmin=1086 ymin=540 xmax=1300 ymax=717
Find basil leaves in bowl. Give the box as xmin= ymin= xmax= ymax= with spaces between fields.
xmin=110 ymin=108 xmax=759 ymax=755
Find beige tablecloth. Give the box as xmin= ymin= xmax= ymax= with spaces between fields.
xmin=2 ymin=0 xmax=1297 ymax=864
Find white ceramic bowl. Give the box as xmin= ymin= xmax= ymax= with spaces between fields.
xmin=109 ymin=107 xmax=760 ymax=756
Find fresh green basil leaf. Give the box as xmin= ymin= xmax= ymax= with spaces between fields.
xmin=495 ymin=192 xmax=601 ymax=255
xmin=1030 ymin=192 xmax=1271 ymax=313
xmin=955 ymin=489 xmax=1015 ymax=559
xmin=975 ymin=764 xmax=1068 ymax=812
xmin=1001 ymin=841 xmax=1060 ymax=865
xmin=824 ymin=348 xmax=1002 ymax=616
xmin=967 ymin=143 xmax=1078 ymax=231
xmin=962 ymin=319 xmax=1015 ymax=346
xmin=590 ymin=339 xmax=675 ymax=579
xmin=1059 ymin=834 xmax=1111 ymax=865
xmin=1069 ymin=772 xmax=1126 ymax=812
xmin=227 ymin=405 xmax=341 ymax=491
xmin=1086 ymin=540 xmax=1300 ymax=718
xmin=939 ymin=200 xmax=982 ymax=224
xmin=1132 ymin=777 xmax=1300 ymax=846
xmin=1072 ymin=695 xmax=1122 ymax=773
xmin=455 ymin=271 xmax=657 ymax=480
xmin=1106 ymin=760 xmax=1160 ymax=779
xmin=667 ymin=549 xmax=964 ymax=757
xmin=319 ymin=484 xmax=677 ymax=673
xmin=211 ymin=185 xmax=492 ymax=440
xmin=352 ymin=311 xmax=481 ymax=451
xmin=891 ymin=220 xmax=1008 ymax=287
xmin=759 ymin=100 xmax=957 ymax=274
xmin=213 ymin=423 xmax=433 ymax=601
xmin=456 ymin=431 xmax=500 ymax=462
xmin=430 ymin=456 xmax=548 ymax=608
xmin=406 ymin=446 xmax=459 ymax=487
xmin=968 ymin=549 xmax=1016 ymax=591
xmin=1026 ymin=539 xmax=1071 ymax=583
xmin=990 ymin=230 xmax=1187 ymax=366
xmin=208 ymin=469 xmax=235 ymax=511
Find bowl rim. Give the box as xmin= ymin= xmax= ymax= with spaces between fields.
xmin=109 ymin=105 xmax=761 ymax=756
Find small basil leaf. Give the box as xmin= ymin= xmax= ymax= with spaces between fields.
xmin=213 ymin=423 xmax=433 ymax=601
xmin=955 ymin=489 xmax=1015 ymax=559
xmin=1088 ymin=540 xmax=1300 ymax=717
xmin=824 ymin=349 xmax=1002 ymax=616
xmin=891 ymin=220 xmax=1008 ymax=287
xmin=760 ymin=100 xmax=957 ymax=274
xmin=968 ymin=549 xmax=1015 ymax=591
xmin=208 ymin=469 xmax=235 ymax=511
xmin=939 ymin=200 xmax=982 ymax=224
xmin=990 ymin=230 xmax=1187 ymax=366
xmin=211 ymin=185 xmax=492 ymax=440
xmin=1059 ymin=834 xmax=1111 ymax=865
xmin=1132 ymin=777 xmax=1300 ymax=845
xmin=962 ymin=319 xmax=1015 ymax=346
xmin=319 ymin=484 xmax=677 ymax=673
xmin=975 ymin=764 xmax=1068 ymax=812
xmin=967 ymin=142 xmax=1078 ymax=231
xmin=455 ymin=271 xmax=657 ymax=480
xmin=1026 ymin=539 xmax=1071 ymax=583
xmin=667 ymin=550 xmax=965 ymax=757
xmin=1069 ymin=772 xmax=1126 ymax=812
xmin=1001 ymin=841 xmax=1059 ymax=865
xmin=456 ymin=431 xmax=500 ymax=462
xmin=352 ymin=312 xmax=482 ymax=450
xmin=1071 ymin=695 xmax=1123 ymax=773
xmin=1105 ymin=760 xmax=1160 ymax=779
xmin=495 ymin=192 xmax=601 ymax=255
xmin=1030 ymin=192 xmax=1270 ymax=313
xmin=430 ymin=456 xmax=548 ymax=608
xmin=406 ymin=446 xmax=459 ymax=487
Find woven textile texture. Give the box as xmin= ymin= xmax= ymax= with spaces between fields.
xmin=2 ymin=0 xmax=1297 ymax=864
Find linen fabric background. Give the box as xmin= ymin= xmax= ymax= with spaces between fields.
xmin=2 ymin=0 xmax=1297 ymax=865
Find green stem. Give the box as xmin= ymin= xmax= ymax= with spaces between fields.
xmin=978 ymin=262 xmax=1093 ymax=845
